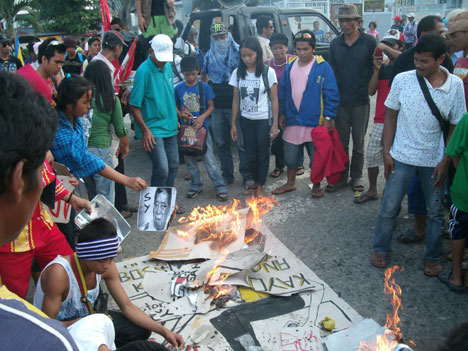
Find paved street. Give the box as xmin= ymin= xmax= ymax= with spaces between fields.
xmin=117 ymin=96 xmax=467 ymax=351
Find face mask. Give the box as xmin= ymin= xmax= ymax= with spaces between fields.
xmin=215 ymin=38 xmax=229 ymax=54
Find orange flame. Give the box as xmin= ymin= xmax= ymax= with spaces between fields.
xmin=359 ymin=265 xmax=406 ymax=351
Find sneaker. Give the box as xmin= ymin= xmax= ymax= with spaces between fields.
xmin=186 ymin=189 xmax=202 ymax=199
xmin=216 ymin=192 xmax=228 ymax=201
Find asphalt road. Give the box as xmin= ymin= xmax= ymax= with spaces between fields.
xmin=116 ymin=95 xmax=467 ymax=351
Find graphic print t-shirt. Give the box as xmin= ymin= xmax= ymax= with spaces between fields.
xmin=0 ymin=55 xmax=22 ymax=72
xmin=174 ymin=81 xmax=215 ymax=129
xmin=453 ymin=56 xmax=468 ymax=107
xmin=229 ymin=67 xmax=277 ymax=120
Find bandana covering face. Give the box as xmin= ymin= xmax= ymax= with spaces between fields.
xmin=205 ymin=33 xmax=239 ymax=84
xmin=76 ymin=236 xmax=119 ymax=260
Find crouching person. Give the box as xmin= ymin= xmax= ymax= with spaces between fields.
xmin=34 ymin=218 xmax=185 ymax=349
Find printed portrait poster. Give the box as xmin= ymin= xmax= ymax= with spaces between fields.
xmin=137 ymin=187 xmax=177 ymax=231
xmin=75 ymin=194 xmax=131 ymax=244
xmin=240 ymin=78 xmax=260 ymax=113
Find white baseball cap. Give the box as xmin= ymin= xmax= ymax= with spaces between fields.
xmin=408 ymin=13 xmax=415 ymax=18
xmin=150 ymin=34 xmax=173 ymax=62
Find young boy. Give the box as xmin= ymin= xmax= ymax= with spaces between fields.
xmin=174 ymin=56 xmax=228 ymax=201
xmin=439 ymin=112 xmax=468 ymax=292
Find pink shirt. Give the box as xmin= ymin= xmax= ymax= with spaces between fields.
xmin=283 ymin=58 xmax=315 ymax=145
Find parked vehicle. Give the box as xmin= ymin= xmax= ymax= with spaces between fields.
xmin=182 ymin=5 xmax=340 ymax=60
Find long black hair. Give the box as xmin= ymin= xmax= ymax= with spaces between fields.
xmin=238 ymin=37 xmax=264 ymax=79
xmin=56 ymin=74 xmax=92 ymax=112
xmin=84 ymin=60 xmax=115 ymax=113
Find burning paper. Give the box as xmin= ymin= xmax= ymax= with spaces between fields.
xmin=149 ymin=207 xmax=249 ymax=261
xmin=137 ymin=187 xmax=177 ymax=231
xmin=75 ymin=194 xmax=131 ymax=244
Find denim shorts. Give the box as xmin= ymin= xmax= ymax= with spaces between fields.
xmin=283 ymin=140 xmax=315 ymax=169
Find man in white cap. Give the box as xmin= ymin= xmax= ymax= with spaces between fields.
xmin=130 ymin=34 xmax=180 ymax=190
xmin=404 ymin=13 xmax=418 ymax=49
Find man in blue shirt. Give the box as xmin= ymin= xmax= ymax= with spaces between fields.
xmin=130 ymin=34 xmax=180 ymax=188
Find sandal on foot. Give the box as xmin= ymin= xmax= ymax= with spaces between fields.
xmin=271 ymin=184 xmax=296 ymax=195
xmin=243 ymin=180 xmax=257 ymax=195
xmin=270 ymin=168 xmax=284 ymax=178
xmin=296 ymin=166 xmax=305 ymax=176
xmin=216 ymin=192 xmax=228 ymax=201
xmin=184 ymin=172 xmax=191 ymax=180
xmin=176 ymin=206 xmax=185 ymax=214
xmin=438 ymin=271 xmax=466 ymax=293
xmin=397 ymin=229 xmax=425 ymax=244
xmin=311 ymin=188 xmax=324 ymax=198
xmin=351 ymin=184 xmax=365 ymax=192
xmin=186 ymin=189 xmax=203 ymax=199
xmin=371 ymin=251 xmax=387 ymax=268
xmin=325 ymin=179 xmax=348 ymax=193
xmin=120 ymin=210 xmax=132 ymax=219
xmin=354 ymin=193 xmax=378 ymax=204
xmin=424 ymin=260 xmax=443 ymax=276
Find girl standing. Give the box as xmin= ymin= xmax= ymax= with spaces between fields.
xmin=230 ymin=37 xmax=279 ymax=196
xmin=84 ymin=60 xmax=129 ymax=204
xmin=366 ymin=22 xmax=379 ymax=41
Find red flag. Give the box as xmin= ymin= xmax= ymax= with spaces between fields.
xmin=114 ymin=36 xmax=139 ymax=94
xmin=99 ymin=0 xmax=112 ymax=31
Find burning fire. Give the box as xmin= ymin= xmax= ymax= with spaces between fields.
xmin=359 ymin=266 xmax=411 ymax=351
xmin=177 ymin=196 xmax=277 ymax=301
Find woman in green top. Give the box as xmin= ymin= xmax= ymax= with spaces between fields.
xmin=84 ymin=60 xmax=129 ymax=204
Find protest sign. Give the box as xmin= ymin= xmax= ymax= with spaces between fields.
xmin=46 ymin=175 xmax=76 ymax=224
xmin=137 ymin=187 xmax=177 ymax=231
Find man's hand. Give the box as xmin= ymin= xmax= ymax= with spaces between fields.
xmin=323 ymin=118 xmax=333 ymax=133
xmin=125 ymin=177 xmax=147 ymax=191
xmin=269 ymin=124 xmax=279 ymax=140
xmin=231 ymin=125 xmax=237 ymax=142
xmin=142 ymin=130 xmax=156 ymax=152
xmin=432 ymin=157 xmax=450 ymax=187
xmin=373 ymin=54 xmax=383 ymax=70
xmin=138 ymin=15 xmax=147 ymax=33
xmin=178 ymin=110 xmax=192 ymax=122
xmin=279 ymin=114 xmax=286 ymax=130
xmin=121 ymin=89 xmax=131 ymax=101
xmin=69 ymin=195 xmax=91 ymax=213
xmin=383 ymin=152 xmax=394 ymax=180
xmin=119 ymin=140 xmax=130 ymax=159
xmin=164 ymin=330 xmax=185 ymax=350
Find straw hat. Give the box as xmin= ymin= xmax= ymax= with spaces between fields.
xmin=337 ymin=4 xmax=361 ymax=20
xmin=446 ymin=11 xmax=468 ymax=35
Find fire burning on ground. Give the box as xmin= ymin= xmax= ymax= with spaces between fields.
xmin=175 ymin=196 xmax=278 ymax=304
xmin=359 ymin=266 xmax=415 ymax=351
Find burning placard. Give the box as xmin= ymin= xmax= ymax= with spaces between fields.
xmin=137 ymin=187 xmax=177 ymax=231
xmin=149 ymin=207 xmax=249 ymax=261
xmin=281 ymin=326 xmax=323 ymax=351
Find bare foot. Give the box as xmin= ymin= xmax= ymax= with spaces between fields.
xmin=311 ymin=184 xmax=324 ymax=198
xmin=271 ymin=183 xmax=296 ymax=195
xmin=256 ymin=185 xmax=264 ymax=197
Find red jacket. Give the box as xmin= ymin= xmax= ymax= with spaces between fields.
xmin=310 ymin=126 xmax=348 ymax=184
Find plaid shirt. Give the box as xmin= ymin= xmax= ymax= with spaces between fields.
xmin=51 ymin=111 xmax=105 ymax=178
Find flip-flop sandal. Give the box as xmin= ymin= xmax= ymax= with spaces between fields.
xmin=296 ymin=166 xmax=305 ymax=176
xmin=438 ymin=271 xmax=466 ymax=293
xmin=325 ymin=180 xmax=348 ymax=193
xmin=271 ymin=185 xmax=296 ymax=195
xmin=397 ymin=229 xmax=425 ymax=244
xmin=311 ymin=188 xmax=324 ymax=198
xmin=354 ymin=194 xmax=378 ymax=204
xmin=243 ymin=180 xmax=258 ymax=195
xmin=270 ymin=168 xmax=284 ymax=178
xmin=371 ymin=251 xmax=387 ymax=268
xmin=424 ymin=261 xmax=443 ymax=276
xmin=352 ymin=185 xmax=365 ymax=192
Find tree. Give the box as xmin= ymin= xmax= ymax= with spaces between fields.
xmin=107 ymin=0 xmax=135 ymax=27
xmin=32 ymin=0 xmax=102 ymax=35
xmin=0 ymin=0 xmax=33 ymax=38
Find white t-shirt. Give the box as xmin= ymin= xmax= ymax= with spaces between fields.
xmin=385 ymin=67 xmax=466 ymax=167
xmin=229 ymin=67 xmax=277 ymax=120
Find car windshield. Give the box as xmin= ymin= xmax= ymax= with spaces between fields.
xmin=287 ymin=15 xmax=337 ymax=44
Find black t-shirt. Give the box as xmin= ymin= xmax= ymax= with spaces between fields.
xmin=151 ymin=0 xmax=165 ymax=16
xmin=62 ymin=53 xmax=83 ymax=75
xmin=329 ymin=32 xmax=377 ymax=106
xmin=0 ymin=55 xmax=22 ymax=72
xmin=211 ymin=82 xmax=233 ymax=109
xmin=389 ymin=46 xmax=454 ymax=86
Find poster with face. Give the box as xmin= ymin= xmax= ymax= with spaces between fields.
xmin=137 ymin=187 xmax=177 ymax=231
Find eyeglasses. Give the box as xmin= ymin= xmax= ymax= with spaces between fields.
xmin=2 ymin=42 xmax=11 ymax=47
xmin=295 ymin=32 xmax=312 ymax=39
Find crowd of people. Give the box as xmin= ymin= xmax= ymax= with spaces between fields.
xmin=0 ymin=3 xmax=468 ymax=350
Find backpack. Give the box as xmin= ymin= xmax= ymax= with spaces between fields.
xmin=236 ymin=65 xmax=272 ymax=126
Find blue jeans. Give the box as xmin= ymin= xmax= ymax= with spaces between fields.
xmin=86 ymin=146 xmax=115 ymax=204
xmin=211 ymin=108 xmax=253 ymax=184
xmin=146 ymin=135 xmax=179 ymax=187
xmin=184 ymin=133 xmax=227 ymax=194
xmin=283 ymin=140 xmax=315 ymax=170
xmin=240 ymin=117 xmax=270 ymax=186
xmin=373 ymin=160 xmax=445 ymax=262
xmin=407 ymin=175 xmax=427 ymax=214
